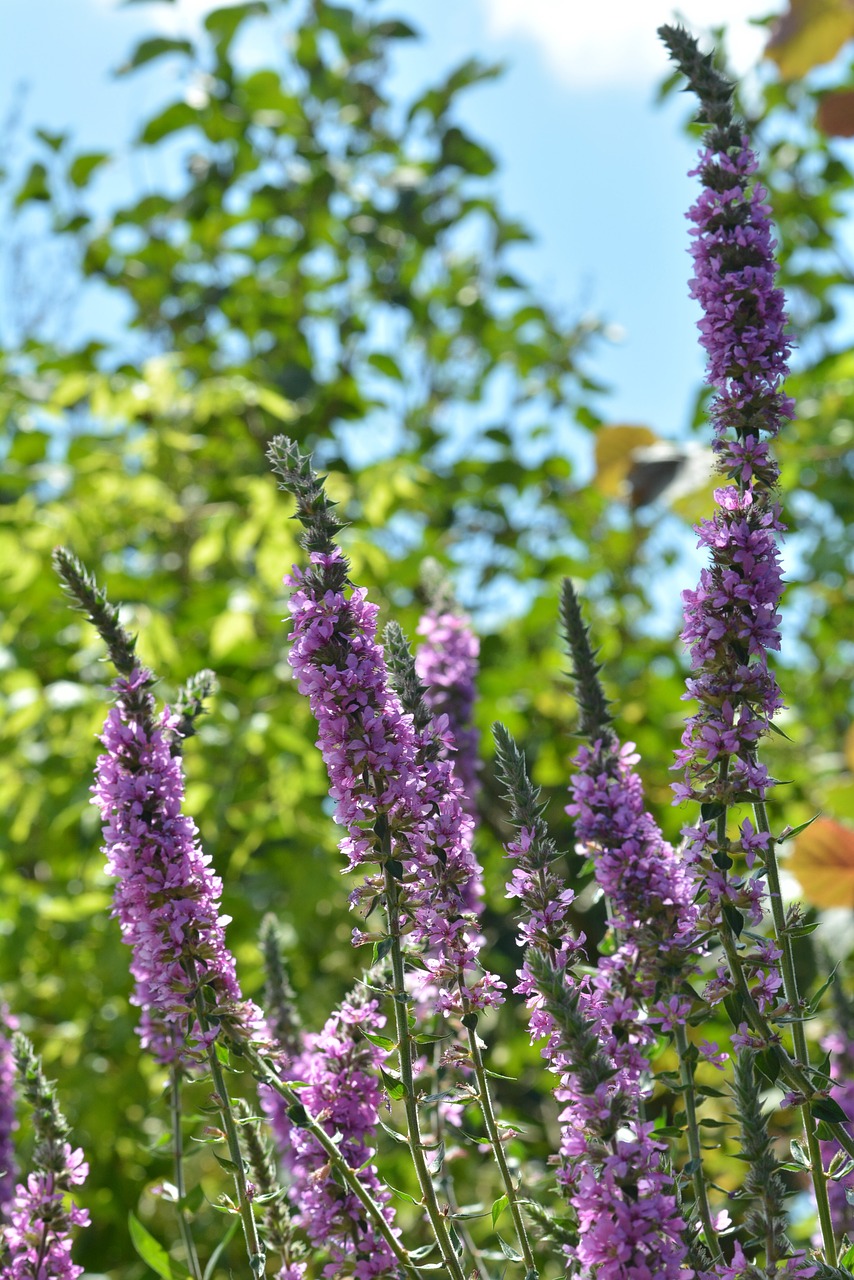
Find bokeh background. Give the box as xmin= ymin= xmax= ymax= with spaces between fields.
xmin=2 ymin=0 xmax=853 ymax=1274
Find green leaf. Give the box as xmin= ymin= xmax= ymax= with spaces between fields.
xmin=371 ymin=936 xmax=393 ymax=967
xmin=117 ymin=37 xmax=194 ymax=76
xmin=721 ymin=902 xmax=744 ymax=938
xmin=380 ymin=1067 xmax=406 ymax=1101
xmin=204 ymin=1 xmax=269 ymax=53
xmin=14 ymin=162 xmax=50 ymax=207
xmin=378 ymin=1120 xmax=409 ymax=1144
xmin=68 ymin=152 xmax=110 ymax=188
xmin=491 ymin=1194 xmax=508 ymax=1227
xmin=497 ymin=1237 xmax=523 ymax=1263
xmin=367 ymin=352 xmax=404 ymax=381
xmin=128 ymin=1211 xmax=184 ymax=1280
xmin=359 ymin=1029 xmax=395 ymax=1051
xmin=812 ymin=1096 xmax=849 ymax=1125
xmin=35 ymin=128 xmax=67 ymax=152
xmin=139 ymin=102 xmax=199 ymax=145
xmin=777 ymin=813 xmax=822 ymax=844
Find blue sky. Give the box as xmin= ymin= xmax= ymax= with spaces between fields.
xmin=1 ymin=0 xmax=785 ymax=437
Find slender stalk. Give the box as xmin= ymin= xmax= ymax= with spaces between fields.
xmin=461 ymin=1005 xmax=536 ymax=1275
xmin=383 ymin=863 xmax=468 ymax=1280
xmin=750 ymin=785 xmax=837 ymax=1264
xmin=170 ymin=1067 xmax=204 ymax=1280
xmin=712 ymin=763 xmax=837 ymax=1262
xmin=245 ymin=1046 xmax=424 ymax=1280
xmin=193 ymin=990 xmax=265 ymax=1277
xmin=429 ymin=1039 xmax=492 ymax=1280
xmin=673 ymin=1024 xmax=723 ymax=1265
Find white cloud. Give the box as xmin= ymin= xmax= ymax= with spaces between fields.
xmin=477 ymin=0 xmax=786 ymax=90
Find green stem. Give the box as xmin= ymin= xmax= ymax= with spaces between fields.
xmin=750 ymin=785 xmax=837 ymax=1265
xmin=673 ymin=1024 xmax=723 ymax=1265
xmin=383 ymin=863 xmax=468 ymax=1280
xmin=462 ymin=1006 xmax=536 ymax=1276
xmin=193 ymin=991 xmax=266 ymax=1276
xmin=245 ymin=1046 xmax=424 ymax=1280
xmin=170 ymin=1066 xmax=204 ymax=1280
xmin=430 ymin=1038 xmax=493 ymax=1280
xmin=710 ymin=760 xmax=837 ymax=1263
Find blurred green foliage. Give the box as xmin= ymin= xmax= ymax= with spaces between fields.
xmin=1 ymin=1 xmax=853 ymax=1274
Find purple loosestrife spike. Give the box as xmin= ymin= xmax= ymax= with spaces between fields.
xmin=658 ymin=28 xmax=791 ymax=814
xmin=561 ymin=581 xmax=702 ymax=1004
xmin=414 ymin=587 xmax=481 ymax=819
xmin=385 ymin=619 xmax=485 ymax=917
xmin=91 ymin=665 xmax=268 ymax=1064
xmin=269 ymin=437 xmax=502 ymax=1016
xmin=264 ymin=993 xmax=402 ymax=1280
xmin=0 ymin=1036 xmax=89 ymax=1280
xmin=55 ymin=554 xmax=267 ymax=1066
xmin=0 ymin=1008 xmax=17 ymax=1222
xmin=493 ymin=726 xmax=695 ymax=1280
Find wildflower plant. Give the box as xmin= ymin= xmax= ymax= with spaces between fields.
xmin=8 ymin=20 xmax=854 ymax=1280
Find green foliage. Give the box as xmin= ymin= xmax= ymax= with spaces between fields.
xmin=1 ymin=1 xmax=853 ymax=1274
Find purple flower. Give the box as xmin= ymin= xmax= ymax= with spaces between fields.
xmin=415 ymin=607 xmax=481 ymax=817
xmin=91 ymin=666 xmax=267 ymax=1065
xmin=1 ymin=1145 xmax=89 ymax=1280
xmin=673 ymin=111 xmax=791 ymax=813
xmin=818 ymin=1026 xmax=854 ymax=1239
xmin=285 ymin=550 xmax=501 ymax=1014
xmin=0 ymin=1009 xmax=17 ymax=1222
xmin=264 ymin=996 xmax=401 ymax=1279
xmin=494 ymin=726 xmax=692 ymax=1279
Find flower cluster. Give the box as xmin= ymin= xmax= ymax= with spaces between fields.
xmin=494 ymin=726 xmax=693 ymax=1280
xmin=1 ymin=1037 xmax=89 ymax=1280
xmin=92 ymin=666 xmax=267 ymax=1065
xmin=0 ymin=1009 xmax=17 ymax=1222
xmin=661 ymin=29 xmax=791 ymax=814
xmin=271 ymin=440 xmax=502 ymax=1015
xmin=266 ymin=995 xmax=401 ymax=1280
xmin=2 ymin=1146 xmax=90 ymax=1280
xmin=415 ymin=606 xmax=481 ymax=817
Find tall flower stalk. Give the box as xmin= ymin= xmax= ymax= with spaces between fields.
xmin=494 ymin=719 xmax=699 ymax=1280
xmin=0 ymin=1036 xmax=89 ymax=1280
xmin=268 ymin=437 xmax=538 ymax=1278
xmin=659 ymin=24 xmax=841 ymax=1265
xmin=53 ymin=548 xmax=268 ymax=1274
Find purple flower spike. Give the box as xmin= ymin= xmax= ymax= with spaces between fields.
xmin=266 ymin=995 xmax=401 ymax=1280
xmin=494 ymin=725 xmax=694 ymax=1280
xmin=92 ymin=666 xmax=267 ymax=1065
xmin=2 ymin=1148 xmax=90 ymax=1280
xmin=0 ymin=1008 xmax=17 ymax=1222
xmin=415 ymin=606 xmax=481 ymax=817
xmin=269 ymin=439 xmax=502 ymax=1016
xmin=656 ymin=30 xmax=792 ymax=816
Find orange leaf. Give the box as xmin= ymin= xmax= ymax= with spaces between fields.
xmin=766 ymin=0 xmax=854 ymax=80
xmin=818 ymin=88 xmax=854 ymax=134
xmin=788 ymin=817 xmax=854 ymax=909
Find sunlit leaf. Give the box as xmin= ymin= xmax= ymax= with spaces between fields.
xmin=593 ymin=424 xmax=660 ymax=499
xmin=765 ymin=0 xmax=854 ymax=79
xmin=788 ymin=817 xmax=854 ymax=908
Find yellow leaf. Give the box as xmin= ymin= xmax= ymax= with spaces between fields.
xmin=788 ymin=817 xmax=854 ymax=908
xmin=593 ymin=424 xmax=660 ymax=499
xmin=844 ymin=722 xmax=854 ymax=773
xmin=766 ymin=0 xmax=854 ymax=80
